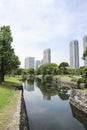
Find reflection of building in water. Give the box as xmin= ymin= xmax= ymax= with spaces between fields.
xmin=24 ymin=81 xmax=34 ymax=91
xmin=70 ymin=103 xmax=87 ymax=129
xmin=43 ymin=95 xmax=51 ymax=101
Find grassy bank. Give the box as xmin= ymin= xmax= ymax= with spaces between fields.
xmin=5 ymin=76 xmax=22 ymax=86
xmin=0 ymin=76 xmax=22 ymax=130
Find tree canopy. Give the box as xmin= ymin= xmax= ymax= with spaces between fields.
xmin=37 ymin=63 xmax=58 ymax=76
xmin=59 ymin=62 xmax=69 ymax=68
xmin=0 ymin=26 xmax=20 ymax=82
xmin=59 ymin=62 xmax=69 ymax=74
xmin=27 ymin=68 xmax=34 ymax=75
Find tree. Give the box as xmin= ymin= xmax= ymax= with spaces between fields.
xmin=38 ymin=63 xmax=58 ymax=76
xmin=79 ymin=66 xmax=87 ymax=86
xmin=16 ymin=68 xmax=23 ymax=75
xmin=82 ymin=47 xmax=87 ymax=60
xmin=59 ymin=62 xmax=69 ymax=74
xmin=80 ymin=66 xmax=87 ymax=79
xmin=68 ymin=68 xmax=80 ymax=75
xmin=0 ymin=26 xmax=20 ymax=82
xmin=59 ymin=62 xmax=69 ymax=68
xmin=27 ymin=68 xmax=34 ymax=75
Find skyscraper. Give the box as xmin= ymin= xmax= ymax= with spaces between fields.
xmin=70 ymin=40 xmax=79 ymax=68
xmin=35 ymin=60 xmax=41 ymax=69
xmin=25 ymin=57 xmax=35 ymax=69
xmin=43 ymin=48 xmax=51 ymax=64
xmin=83 ymin=36 xmax=87 ymax=66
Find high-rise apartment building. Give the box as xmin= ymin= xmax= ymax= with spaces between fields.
xmin=83 ymin=36 xmax=87 ymax=66
xmin=25 ymin=57 xmax=35 ymax=69
xmin=40 ymin=59 xmax=43 ymax=66
xmin=70 ymin=40 xmax=79 ymax=68
xmin=43 ymin=48 xmax=51 ymax=64
xmin=36 ymin=60 xmax=41 ymax=69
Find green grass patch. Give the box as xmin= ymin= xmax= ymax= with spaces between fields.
xmin=0 ymin=76 xmax=22 ymax=110
xmin=5 ymin=76 xmax=22 ymax=86
xmin=0 ymin=86 xmax=14 ymax=109
xmin=0 ymin=76 xmax=22 ymax=129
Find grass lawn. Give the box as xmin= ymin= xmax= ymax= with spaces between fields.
xmin=5 ymin=76 xmax=22 ymax=86
xmin=0 ymin=76 xmax=22 ymax=130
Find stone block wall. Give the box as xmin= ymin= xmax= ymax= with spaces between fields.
xmin=70 ymin=89 xmax=87 ymax=114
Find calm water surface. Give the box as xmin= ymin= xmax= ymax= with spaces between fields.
xmin=23 ymin=80 xmax=87 ymax=130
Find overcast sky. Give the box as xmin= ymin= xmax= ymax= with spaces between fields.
xmin=0 ymin=0 xmax=87 ymax=67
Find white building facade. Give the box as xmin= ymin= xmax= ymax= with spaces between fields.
xmin=70 ymin=40 xmax=79 ymax=68
xmin=25 ymin=57 xmax=35 ymax=69
xmin=36 ymin=60 xmax=41 ymax=69
xmin=43 ymin=48 xmax=51 ymax=64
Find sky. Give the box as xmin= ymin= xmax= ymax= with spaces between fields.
xmin=0 ymin=0 xmax=87 ymax=68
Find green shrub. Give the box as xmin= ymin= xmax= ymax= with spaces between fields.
xmin=71 ymin=78 xmax=85 ymax=84
xmin=45 ymin=75 xmax=52 ymax=81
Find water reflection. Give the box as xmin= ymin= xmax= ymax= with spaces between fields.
xmin=36 ymin=79 xmax=70 ymax=101
xmin=24 ymin=79 xmax=34 ymax=91
xmin=70 ymin=103 xmax=87 ymax=130
xmin=23 ymin=79 xmax=87 ymax=130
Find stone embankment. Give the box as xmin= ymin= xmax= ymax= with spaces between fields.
xmin=36 ymin=75 xmax=85 ymax=88
xmin=14 ymin=86 xmax=30 ymax=130
xmin=53 ymin=76 xmax=85 ymax=89
xmin=20 ymin=92 xmax=30 ymax=130
xmin=70 ymin=89 xmax=87 ymax=114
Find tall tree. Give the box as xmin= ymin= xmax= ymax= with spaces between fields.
xmin=0 ymin=26 xmax=20 ymax=82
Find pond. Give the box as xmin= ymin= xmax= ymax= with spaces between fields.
xmin=23 ymin=79 xmax=87 ymax=130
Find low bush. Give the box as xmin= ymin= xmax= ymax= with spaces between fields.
xmin=71 ymin=78 xmax=85 ymax=84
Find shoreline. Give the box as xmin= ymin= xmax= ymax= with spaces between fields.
xmin=36 ymin=75 xmax=85 ymax=89
xmin=53 ymin=75 xmax=85 ymax=89
xmin=20 ymin=91 xmax=30 ymax=130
